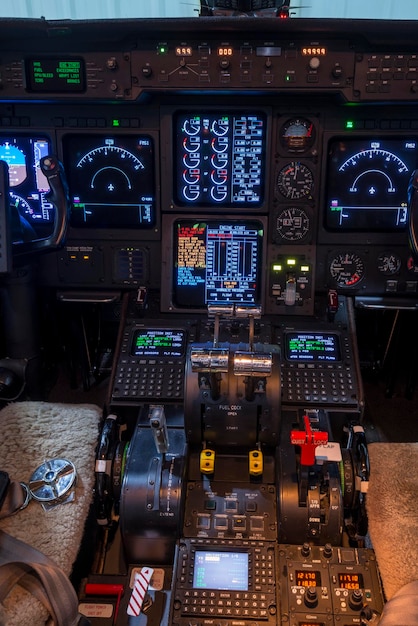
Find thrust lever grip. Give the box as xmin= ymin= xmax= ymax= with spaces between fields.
xmin=149 ymin=405 xmax=169 ymax=454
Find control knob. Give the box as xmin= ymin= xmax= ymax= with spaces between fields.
xmin=348 ymin=589 xmax=364 ymax=610
xmin=304 ymin=587 xmax=318 ymax=608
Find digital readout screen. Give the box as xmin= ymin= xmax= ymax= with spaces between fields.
xmin=26 ymin=58 xmax=85 ymax=92
xmin=193 ymin=551 xmax=248 ymax=591
xmin=325 ymin=137 xmax=417 ymax=232
xmin=174 ymin=111 xmax=266 ymax=208
xmin=337 ymin=572 xmax=364 ymax=590
xmin=131 ymin=329 xmax=186 ymax=358
xmin=285 ymin=332 xmax=341 ymax=362
xmin=173 ymin=219 xmax=263 ymax=308
xmin=295 ymin=570 xmax=322 ymax=587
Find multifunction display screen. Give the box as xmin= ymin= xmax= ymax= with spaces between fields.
xmin=285 ymin=332 xmax=341 ymax=362
xmin=63 ymin=134 xmax=156 ymax=228
xmin=172 ymin=219 xmax=264 ymax=308
xmin=26 ymin=58 xmax=85 ymax=93
xmin=193 ymin=551 xmax=249 ymax=591
xmin=325 ymin=137 xmax=418 ymax=231
xmin=131 ymin=328 xmax=186 ymax=358
xmin=174 ymin=112 xmax=266 ymax=207
xmin=0 ymin=135 xmax=54 ymax=234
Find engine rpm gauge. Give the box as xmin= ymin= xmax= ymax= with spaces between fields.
xmin=377 ymin=253 xmax=401 ymax=275
xmin=276 ymin=162 xmax=314 ymax=199
xmin=329 ymin=252 xmax=365 ymax=287
xmin=279 ymin=117 xmax=316 ymax=153
xmin=276 ymin=207 xmax=310 ymax=241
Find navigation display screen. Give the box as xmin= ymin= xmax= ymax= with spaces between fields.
xmin=174 ymin=111 xmax=266 ymax=208
xmin=325 ymin=137 xmax=418 ymax=231
xmin=193 ymin=551 xmax=249 ymax=591
xmin=285 ymin=332 xmax=341 ymax=362
xmin=131 ymin=328 xmax=186 ymax=358
xmin=63 ymin=134 xmax=156 ymax=228
xmin=171 ymin=218 xmax=264 ymax=308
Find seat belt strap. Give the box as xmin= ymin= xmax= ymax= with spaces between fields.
xmin=0 ymin=529 xmax=89 ymax=626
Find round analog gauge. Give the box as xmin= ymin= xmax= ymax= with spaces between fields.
xmin=277 ymin=161 xmax=314 ymax=199
xmin=279 ymin=117 xmax=316 ymax=153
xmin=276 ymin=207 xmax=310 ymax=241
xmin=377 ymin=253 xmax=401 ymax=275
xmin=329 ymin=252 xmax=365 ymax=287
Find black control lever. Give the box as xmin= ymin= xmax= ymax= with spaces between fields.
xmin=13 ymin=155 xmax=69 ymax=257
xmin=407 ymin=169 xmax=418 ymax=262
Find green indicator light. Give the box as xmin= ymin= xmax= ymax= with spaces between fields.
xmin=157 ymin=45 xmax=168 ymax=54
xmin=112 ymin=119 xmax=120 ymax=127
xmin=345 ymin=120 xmax=355 ymax=129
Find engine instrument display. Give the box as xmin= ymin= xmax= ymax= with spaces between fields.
xmin=325 ymin=138 xmax=417 ymax=231
xmin=0 ymin=135 xmax=53 ymax=230
xmin=329 ymin=252 xmax=365 ymax=287
xmin=174 ymin=111 xmax=266 ymax=208
xmin=63 ymin=134 xmax=156 ymax=228
xmin=170 ymin=217 xmax=264 ymax=309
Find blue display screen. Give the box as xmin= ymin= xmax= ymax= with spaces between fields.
xmin=193 ymin=551 xmax=249 ymax=591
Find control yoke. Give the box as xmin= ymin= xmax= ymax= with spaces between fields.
xmin=13 ymin=155 xmax=69 ymax=258
xmin=408 ymin=168 xmax=418 ymax=262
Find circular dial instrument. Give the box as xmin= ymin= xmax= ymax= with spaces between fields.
xmin=329 ymin=252 xmax=365 ymax=287
xmin=76 ymin=144 xmax=146 ymax=195
xmin=279 ymin=117 xmax=316 ymax=153
xmin=377 ymin=253 xmax=401 ymax=275
xmin=277 ymin=161 xmax=314 ymax=199
xmin=276 ymin=207 xmax=310 ymax=241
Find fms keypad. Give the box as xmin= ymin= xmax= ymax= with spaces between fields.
xmin=111 ymin=326 xmax=186 ymax=402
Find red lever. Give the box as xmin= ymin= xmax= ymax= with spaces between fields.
xmin=84 ymin=583 xmax=124 ymax=625
xmin=290 ymin=415 xmax=328 ymax=465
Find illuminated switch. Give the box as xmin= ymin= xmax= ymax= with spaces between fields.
xmin=225 ymin=499 xmax=238 ymax=512
xmin=214 ymin=515 xmax=228 ymax=530
xmin=197 ymin=514 xmax=211 ymax=530
xmin=233 ymin=516 xmax=246 ymax=531
xmin=250 ymin=517 xmax=264 ymax=531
